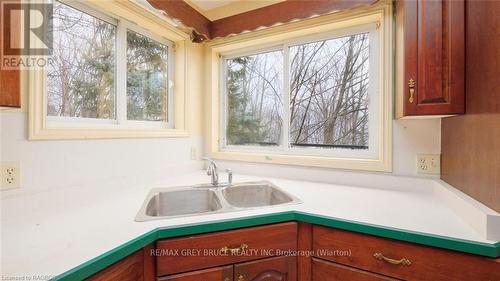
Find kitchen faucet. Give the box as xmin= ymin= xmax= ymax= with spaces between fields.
xmin=202 ymin=158 xmax=232 ymax=186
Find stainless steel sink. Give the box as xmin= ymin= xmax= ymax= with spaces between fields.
xmin=222 ymin=182 xmax=296 ymax=208
xmin=135 ymin=181 xmax=300 ymax=221
xmin=146 ymin=189 xmax=222 ymax=216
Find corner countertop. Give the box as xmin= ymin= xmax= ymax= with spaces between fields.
xmin=1 ymin=170 xmax=498 ymax=280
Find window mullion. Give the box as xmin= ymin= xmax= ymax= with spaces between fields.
xmin=220 ymin=57 xmax=228 ymax=149
xmin=282 ymin=44 xmax=290 ymax=151
xmin=167 ymin=44 xmax=174 ymax=128
xmin=116 ymin=21 xmax=127 ymax=124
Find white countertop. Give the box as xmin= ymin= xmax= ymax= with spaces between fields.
xmin=1 ymin=170 xmax=497 ymax=278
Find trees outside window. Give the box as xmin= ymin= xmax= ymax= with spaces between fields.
xmin=47 ymin=1 xmax=116 ymax=119
xmin=224 ymin=33 xmax=371 ymax=151
xmin=225 ymin=51 xmax=283 ymax=146
xmin=127 ymin=30 xmax=169 ymax=122
xmin=47 ymin=1 xmax=173 ymax=127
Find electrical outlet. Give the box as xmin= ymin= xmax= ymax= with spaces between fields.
xmin=1 ymin=161 xmax=20 ymax=190
xmin=416 ymin=154 xmax=440 ymax=174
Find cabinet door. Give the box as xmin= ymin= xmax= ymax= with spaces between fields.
xmin=0 ymin=0 xmax=21 ymax=108
xmin=158 ymin=265 xmax=233 ymax=281
xmin=312 ymin=258 xmax=398 ymax=281
xmin=313 ymin=225 xmax=500 ymax=281
xmin=396 ymin=0 xmax=465 ymax=117
xmin=156 ymin=222 xmax=297 ymax=276
xmin=86 ymin=250 xmax=144 ymax=281
xmin=234 ymin=256 xmax=296 ymax=281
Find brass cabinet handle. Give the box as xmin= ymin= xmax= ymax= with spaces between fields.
xmin=220 ymin=243 xmax=248 ymax=255
xmin=408 ymin=78 xmax=416 ymax=103
xmin=237 ymin=274 xmax=245 ymax=281
xmin=373 ymin=252 xmax=412 ymax=266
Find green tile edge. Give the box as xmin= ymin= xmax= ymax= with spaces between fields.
xmin=54 ymin=211 xmax=500 ymax=281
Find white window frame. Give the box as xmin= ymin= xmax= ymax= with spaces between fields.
xmin=205 ymin=2 xmax=393 ymax=172
xmin=28 ymin=0 xmax=191 ymax=139
xmin=220 ymin=24 xmax=379 ymax=159
xmin=45 ymin=1 xmax=174 ymax=129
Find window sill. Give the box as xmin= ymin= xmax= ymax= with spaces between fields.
xmin=206 ymin=150 xmax=392 ymax=172
xmin=28 ymin=127 xmax=190 ymax=140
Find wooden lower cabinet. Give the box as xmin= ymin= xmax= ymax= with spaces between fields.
xmin=86 ymin=250 xmax=146 ymax=281
xmin=235 ymin=256 xmax=296 ymax=281
xmin=86 ymin=222 xmax=499 ymax=281
xmin=158 ymin=265 xmax=233 ymax=281
xmin=312 ymin=258 xmax=398 ymax=281
xmin=156 ymin=222 xmax=297 ymax=276
xmin=158 ymin=256 xmax=295 ymax=281
xmin=312 ymin=225 xmax=500 ymax=281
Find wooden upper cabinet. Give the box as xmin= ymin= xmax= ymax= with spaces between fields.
xmin=0 ymin=70 xmax=20 ymax=107
xmin=395 ymin=0 xmax=465 ymax=118
xmin=0 ymin=0 xmax=21 ymax=108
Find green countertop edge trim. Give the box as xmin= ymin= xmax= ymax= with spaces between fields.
xmin=54 ymin=211 xmax=500 ymax=281
xmin=294 ymin=211 xmax=500 ymax=257
xmin=54 ymin=212 xmax=295 ymax=281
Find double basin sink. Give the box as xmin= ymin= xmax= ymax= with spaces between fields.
xmin=135 ymin=181 xmax=301 ymax=221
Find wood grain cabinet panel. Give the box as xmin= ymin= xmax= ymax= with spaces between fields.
xmin=313 ymin=226 xmax=500 ymax=281
xmin=0 ymin=70 xmax=20 ymax=107
xmin=156 ymin=222 xmax=298 ymax=276
xmin=87 ymin=223 xmax=500 ymax=281
xmin=86 ymin=250 xmax=144 ymax=281
xmin=395 ymin=0 xmax=465 ymax=117
xmin=158 ymin=265 xmax=233 ymax=281
xmin=312 ymin=258 xmax=398 ymax=281
xmin=0 ymin=0 xmax=21 ymax=108
xmin=234 ymin=256 xmax=296 ymax=281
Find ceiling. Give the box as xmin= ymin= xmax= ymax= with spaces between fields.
xmin=185 ymin=0 xmax=285 ymax=20
xmin=188 ymin=0 xmax=235 ymax=11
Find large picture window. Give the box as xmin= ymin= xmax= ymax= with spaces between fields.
xmin=46 ymin=1 xmax=173 ymax=128
xmin=221 ymin=25 xmax=379 ymax=159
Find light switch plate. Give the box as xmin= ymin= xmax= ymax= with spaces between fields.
xmin=416 ymin=154 xmax=440 ymax=174
xmin=190 ymin=146 xmax=198 ymax=160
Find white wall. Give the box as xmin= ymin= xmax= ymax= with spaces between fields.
xmin=1 ymin=111 xmax=203 ymax=191
xmin=392 ymin=118 xmax=441 ymax=176
xmin=0 ymin=42 xmax=206 ymax=192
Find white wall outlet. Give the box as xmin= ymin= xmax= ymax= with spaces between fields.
xmin=416 ymin=154 xmax=440 ymax=174
xmin=190 ymin=146 xmax=198 ymax=160
xmin=1 ymin=161 xmax=21 ymax=190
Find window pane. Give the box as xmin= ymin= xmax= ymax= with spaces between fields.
xmin=127 ymin=30 xmax=168 ymax=122
xmin=225 ymin=51 xmax=283 ymax=146
xmin=289 ymin=33 xmax=370 ymax=149
xmin=47 ymin=2 xmax=116 ymax=119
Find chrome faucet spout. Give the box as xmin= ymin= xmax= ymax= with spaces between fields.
xmin=202 ymin=157 xmax=219 ymax=186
